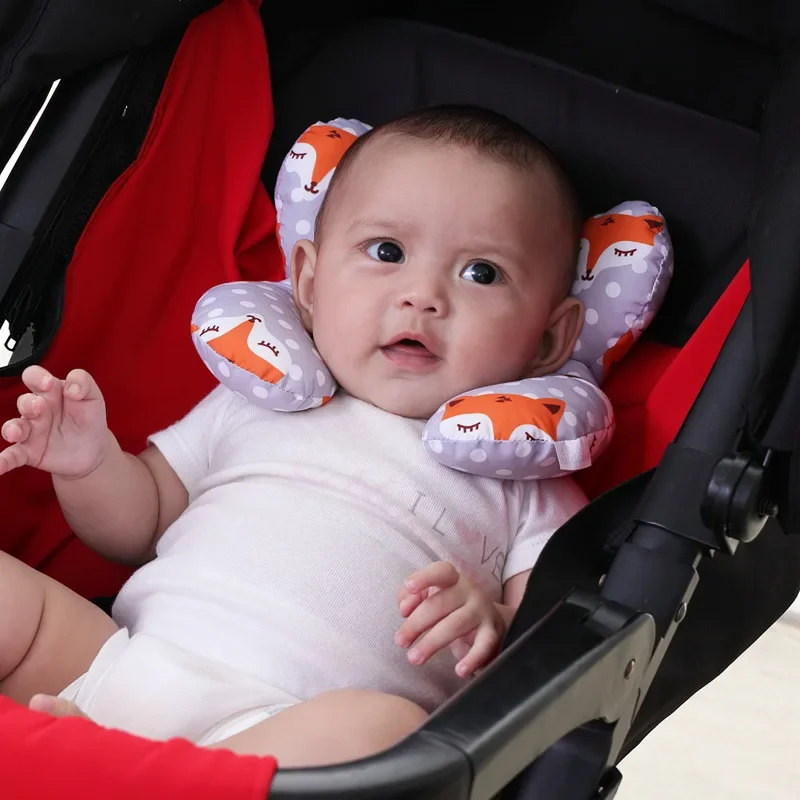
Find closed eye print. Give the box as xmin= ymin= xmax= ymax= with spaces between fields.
xmin=289 ymin=150 xmax=305 ymax=159
xmin=258 ymin=341 xmax=280 ymax=357
xmin=614 ymin=247 xmax=637 ymax=257
xmin=525 ymin=432 xmax=546 ymax=441
xmin=457 ymin=423 xmax=481 ymax=432
xmin=199 ymin=325 xmax=220 ymax=336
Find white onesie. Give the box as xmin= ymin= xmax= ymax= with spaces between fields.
xmin=61 ymin=386 xmax=587 ymax=743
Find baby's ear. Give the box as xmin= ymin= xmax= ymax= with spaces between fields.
xmin=528 ymin=297 xmax=584 ymax=377
xmin=290 ymin=239 xmax=317 ymax=332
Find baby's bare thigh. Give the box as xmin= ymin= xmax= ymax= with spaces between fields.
xmin=0 ymin=550 xmax=117 ymax=705
xmin=210 ymin=688 xmax=428 ymax=767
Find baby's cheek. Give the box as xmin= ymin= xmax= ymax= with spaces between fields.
xmin=456 ymin=322 xmax=539 ymax=386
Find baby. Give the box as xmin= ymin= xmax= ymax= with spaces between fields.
xmin=0 ymin=105 xmax=587 ymax=767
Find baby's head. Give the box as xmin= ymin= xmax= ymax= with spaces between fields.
xmin=290 ymin=105 xmax=584 ymax=418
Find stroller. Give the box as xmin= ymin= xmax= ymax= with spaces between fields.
xmin=1 ymin=0 xmax=800 ymax=796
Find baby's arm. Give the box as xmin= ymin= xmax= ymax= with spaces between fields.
xmin=494 ymin=475 xmax=589 ymax=624
xmin=0 ymin=366 xmax=187 ymax=565
xmin=54 ymin=443 xmax=186 ymax=565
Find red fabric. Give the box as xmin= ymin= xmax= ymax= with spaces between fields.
xmin=0 ymin=0 xmax=284 ymax=599
xmin=0 ymin=0 xmax=279 ymax=795
xmin=0 ymin=697 xmax=275 ymax=800
xmin=577 ymin=262 xmax=751 ymax=498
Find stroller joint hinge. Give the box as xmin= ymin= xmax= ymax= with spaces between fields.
xmin=702 ymin=451 xmax=776 ymax=548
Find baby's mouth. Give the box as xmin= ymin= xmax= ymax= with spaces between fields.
xmin=381 ymin=335 xmax=441 ymax=370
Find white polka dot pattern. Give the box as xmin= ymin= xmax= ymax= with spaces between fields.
xmin=422 ymin=370 xmax=615 ymax=480
xmin=192 ymin=280 xmax=336 ymax=412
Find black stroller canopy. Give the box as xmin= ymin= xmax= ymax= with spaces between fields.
xmin=2 ymin=2 xmax=800 ymax=799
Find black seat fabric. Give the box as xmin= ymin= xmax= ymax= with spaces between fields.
xmin=0 ymin=0 xmax=219 ymax=111
xmin=264 ymin=18 xmax=758 ymax=346
xmin=263 ymin=0 xmax=782 ymax=131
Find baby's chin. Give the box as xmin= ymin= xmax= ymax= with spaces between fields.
xmin=340 ymin=380 xmax=455 ymax=420
xmin=369 ymin=395 xmax=443 ymax=420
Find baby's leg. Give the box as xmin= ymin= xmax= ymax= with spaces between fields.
xmin=210 ymin=689 xmax=428 ymax=767
xmin=0 ymin=550 xmax=118 ymax=704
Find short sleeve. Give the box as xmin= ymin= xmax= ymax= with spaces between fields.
xmin=147 ymin=385 xmax=235 ymax=496
xmin=503 ymin=477 xmax=588 ymax=583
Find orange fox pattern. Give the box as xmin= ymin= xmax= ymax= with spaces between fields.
xmin=602 ymin=328 xmax=637 ymax=374
xmin=290 ymin=125 xmax=359 ymax=196
xmin=580 ymin=212 xmax=664 ymax=280
xmin=192 ymin=319 xmax=285 ymax=384
xmin=441 ymin=393 xmax=567 ymax=441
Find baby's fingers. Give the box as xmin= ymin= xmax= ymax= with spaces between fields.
xmin=396 ymin=586 xmax=462 ymax=648
xmin=0 ymin=443 xmax=32 ymax=475
xmin=17 ymin=393 xmax=48 ymax=419
xmin=21 ymin=365 xmax=57 ymax=394
xmin=397 ymin=583 xmax=431 ymax=618
xmin=398 ymin=590 xmax=425 ymax=618
xmin=29 ymin=694 xmax=90 ymax=720
xmin=455 ymin=624 xmax=501 ymax=678
xmin=405 ymin=606 xmax=478 ymax=666
xmin=404 ymin=561 xmax=459 ymax=594
xmin=2 ymin=418 xmax=31 ymax=444
xmin=0 ymin=407 xmax=48 ymax=474
xmin=20 ymin=366 xmax=64 ymax=417
xmin=63 ymin=369 xmax=102 ymax=402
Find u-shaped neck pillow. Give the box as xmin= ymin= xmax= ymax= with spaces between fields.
xmin=192 ymin=117 xmax=673 ymax=480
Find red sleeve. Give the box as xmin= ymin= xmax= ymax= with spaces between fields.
xmin=0 ymin=697 xmax=276 ymax=800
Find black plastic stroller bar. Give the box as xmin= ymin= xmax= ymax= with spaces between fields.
xmin=603 ymin=296 xmax=758 ymax=619
xmin=676 ymin=299 xmax=755 ymax=456
xmin=269 ymin=593 xmax=655 ymax=800
xmin=632 ymin=299 xmax=757 ymax=556
xmin=603 ymin=297 xmax=758 ymax=629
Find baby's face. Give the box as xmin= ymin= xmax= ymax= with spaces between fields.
xmin=292 ymin=135 xmax=580 ymax=418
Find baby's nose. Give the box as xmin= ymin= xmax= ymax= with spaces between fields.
xmin=397 ymin=288 xmax=448 ymax=316
xmin=396 ymin=271 xmax=449 ymax=315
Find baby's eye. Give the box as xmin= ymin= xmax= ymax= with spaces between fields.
xmin=461 ymin=261 xmax=501 ymax=285
xmin=366 ymin=241 xmax=405 ymax=263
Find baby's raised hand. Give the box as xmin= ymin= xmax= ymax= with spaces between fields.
xmin=0 ymin=366 xmax=112 ymax=479
xmin=396 ymin=561 xmax=506 ymax=678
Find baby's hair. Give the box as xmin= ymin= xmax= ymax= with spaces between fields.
xmin=314 ymin=104 xmax=582 ymax=295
